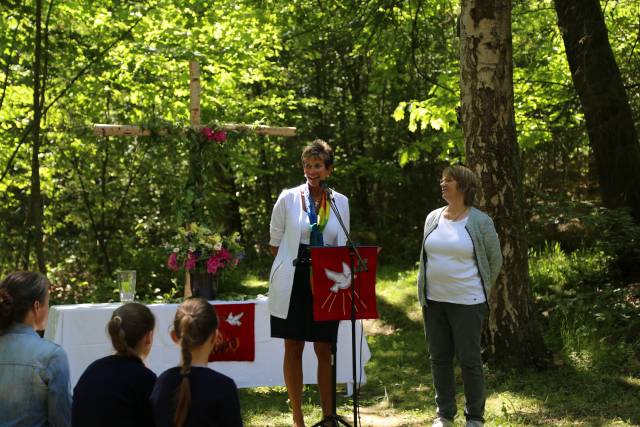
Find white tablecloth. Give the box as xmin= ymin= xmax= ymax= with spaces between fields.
xmin=44 ymin=296 xmax=370 ymax=389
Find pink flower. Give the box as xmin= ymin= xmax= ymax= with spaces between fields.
xmin=185 ymin=252 xmax=198 ymax=271
xmin=201 ymin=127 xmax=215 ymax=141
xmin=218 ymin=247 xmax=233 ymax=262
xmin=212 ymin=130 xmax=227 ymax=143
xmin=207 ymin=255 xmax=224 ymax=274
xmin=167 ymin=253 xmax=179 ymax=272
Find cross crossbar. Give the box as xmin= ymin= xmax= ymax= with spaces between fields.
xmin=92 ymin=123 xmax=296 ymax=138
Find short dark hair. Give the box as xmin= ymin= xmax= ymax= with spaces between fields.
xmin=443 ymin=165 xmax=480 ymax=207
xmin=301 ymin=139 xmax=334 ymax=168
xmin=0 ymin=271 xmax=49 ymax=331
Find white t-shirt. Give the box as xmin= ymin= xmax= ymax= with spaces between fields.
xmin=424 ymin=215 xmax=486 ymax=305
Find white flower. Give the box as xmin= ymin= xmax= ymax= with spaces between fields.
xmin=173 ymin=247 xmax=180 ymax=253
xmin=214 ymin=242 xmax=223 ymax=251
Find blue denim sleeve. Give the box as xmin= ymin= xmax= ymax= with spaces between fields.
xmin=46 ymin=347 xmax=72 ymax=427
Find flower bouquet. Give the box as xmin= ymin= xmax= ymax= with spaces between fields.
xmin=165 ymin=223 xmax=243 ymax=299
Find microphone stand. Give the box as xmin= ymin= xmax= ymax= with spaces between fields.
xmin=311 ymin=186 xmax=367 ymax=427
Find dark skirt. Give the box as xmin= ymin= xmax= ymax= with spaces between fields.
xmin=270 ymin=244 xmax=339 ymax=343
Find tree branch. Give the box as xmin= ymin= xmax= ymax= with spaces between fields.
xmin=0 ymin=124 xmax=32 ymax=183
xmin=0 ymin=19 xmax=21 ymax=112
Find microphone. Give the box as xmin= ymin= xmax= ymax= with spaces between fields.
xmin=320 ymin=181 xmax=335 ymax=203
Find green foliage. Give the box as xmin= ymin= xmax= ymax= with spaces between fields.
xmin=527 ymin=197 xmax=640 ymax=281
xmin=393 ymin=77 xmax=463 ymax=166
xmin=529 ymin=242 xmax=611 ymax=296
xmin=529 ymin=243 xmax=640 ymax=374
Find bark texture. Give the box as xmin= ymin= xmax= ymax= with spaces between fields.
xmin=459 ymin=0 xmax=545 ymax=366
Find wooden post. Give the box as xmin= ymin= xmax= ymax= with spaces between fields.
xmin=184 ymin=271 xmax=192 ymax=299
xmin=189 ymin=60 xmax=201 ymax=128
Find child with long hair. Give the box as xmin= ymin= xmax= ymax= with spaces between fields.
xmin=151 ymin=297 xmax=243 ymax=427
xmin=72 ymin=302 xmax=157 ymax=427
xmin=0 ymin=271 xmax=71 ymax=427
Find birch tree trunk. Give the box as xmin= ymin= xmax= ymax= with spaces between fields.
xmin=459 ymin=0 xmax=545 ymax=366
xmin=554 ymin=0 xmax=640 ymax=221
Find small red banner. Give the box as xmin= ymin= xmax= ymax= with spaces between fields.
xmin=208 ymin=302 xmax=255 ymax=362
xmin=311 ymin=246 xmax=379 ymax=321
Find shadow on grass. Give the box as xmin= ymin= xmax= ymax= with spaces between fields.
xmin=239 ymin=385 xmax=356 ymax=426
xmin=487 ymin=364 xmax=640 ymax=425
xmin=375 ymin=292 xmax=422 ymax=331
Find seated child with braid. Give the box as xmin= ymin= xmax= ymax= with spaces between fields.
xmin=72 ymin=302 xmax=157 ymax=427
xmin=150 ymin=297 xmax=243 ymax=427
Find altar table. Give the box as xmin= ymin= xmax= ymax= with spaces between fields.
xmin=44 ymin=296 xmax=370 ymax=390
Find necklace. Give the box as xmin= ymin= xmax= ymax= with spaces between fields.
xmin=310 ymin=191 xmax=322 ymax=208
xmin=445 ymin=206 xmax=469 ymax=222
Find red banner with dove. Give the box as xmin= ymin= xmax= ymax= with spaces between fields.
xmin=208 ymin=302 xmax=255 ymax=362
xmin=311 ymin=246 xmax=379 ymax=321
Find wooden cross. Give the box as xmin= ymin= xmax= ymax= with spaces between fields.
xmin=92 ymin=61 xmax=296 ymax=298
xmin=93 ymin=61 xmax=296 ymax=137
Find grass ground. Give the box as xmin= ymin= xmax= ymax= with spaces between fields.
xmin=236 ymin=267 xmax=640 ymax=426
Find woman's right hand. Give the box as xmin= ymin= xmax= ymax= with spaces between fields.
xmin=269 ymin=245 xmax=279 ymax=257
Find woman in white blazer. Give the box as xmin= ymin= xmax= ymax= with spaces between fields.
xmin=268 ymin=139 xmax=349 ymax=427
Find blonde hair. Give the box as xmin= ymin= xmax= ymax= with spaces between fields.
xmin=172 ymin=298 xmax=218 ymax=427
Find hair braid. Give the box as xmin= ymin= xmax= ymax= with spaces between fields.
xmin=175 ymin=315 xmax=193 ymax=427
xmin=172 ymin=298 xmax=219 ymax=427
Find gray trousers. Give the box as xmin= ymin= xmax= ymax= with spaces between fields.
xmin=422 ymin=300 xmax=487 ymax=422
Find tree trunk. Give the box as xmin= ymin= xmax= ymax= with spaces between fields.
xmin=554 ymin=0 xmax=640 ymax=220
xmin=459 ymin=0 xmax=545 ymax=366
xmin=27 ymin=0 xmax=46 ymax=273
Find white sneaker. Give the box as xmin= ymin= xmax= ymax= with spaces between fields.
xmin=432 ymin=417 xmax=454 ymax=427
xmin=465 ymin=420 xmax=484 ymax=427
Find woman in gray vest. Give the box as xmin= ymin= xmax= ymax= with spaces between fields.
xmin=417 ymin=165 xmax=502 ymax=427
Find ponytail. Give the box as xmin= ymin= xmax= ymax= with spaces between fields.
xmin=175 ymin=315 xmax=193 ymax=427
xmin=0 ymin=271 xmax=48 ymax=331
xmin=172 ymin=297 xmax=218 ymax=427
xmin=106 ymin=303 xmax=155 ymax=359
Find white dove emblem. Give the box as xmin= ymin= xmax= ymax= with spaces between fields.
xmin=324 ymin=262 xmax=352 ymax=293
xmin=225 ymin=312 xmax=244 ymax=326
